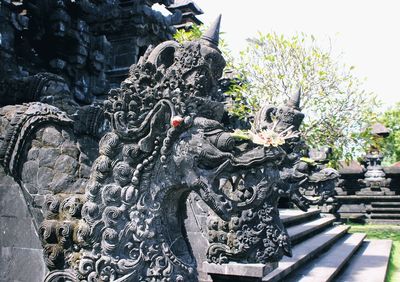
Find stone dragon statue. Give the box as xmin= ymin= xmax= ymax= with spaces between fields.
xmin=0 ymin=16 xmax=338 ymax=282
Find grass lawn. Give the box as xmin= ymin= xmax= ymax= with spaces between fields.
xmin=345 ymin=223 xmax=400 ymax=282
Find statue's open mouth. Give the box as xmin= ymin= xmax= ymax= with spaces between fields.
xmin=157 ymin=144 xmax=290 ymax=272
xmin=214 ymin=166 xmax=267 ymax=202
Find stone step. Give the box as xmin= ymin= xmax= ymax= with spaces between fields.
xmin=280 ymin=209 xmax=320 ymax=226
xmin=371 ymin=201 xmax=400 ymax=207
xmin=370 ymin=207 xmax=400 ymax=212
xmin=367 ymin=219 xmax=400 ymax=224
xmin=336 ymin=195 xmax=400 ymax=200
xmin=287 ymin=216 xmax=336 ymax=244
xmin=334 ymin=239 xmax=392 ymax=282
xmin=262 ymin=225 xmax=350 ymax=282
xmin=370 ymin=213 xmax=400 ymax=219
xmin=338 ymin=213 xmax=366 ymax=220
xmin=285 ymin=233 xmax=366 ymax=282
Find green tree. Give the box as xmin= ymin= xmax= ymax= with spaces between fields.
xmin=379 ymin=103 xmax=400 ymax=165
xmin=173 ymin=24 xmax=204 ymax=43
xmin=227 ymin=32 xmax=378 ymax=167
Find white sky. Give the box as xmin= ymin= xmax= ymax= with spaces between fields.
xmin=158 ymin=0 xmax=400 ymax=109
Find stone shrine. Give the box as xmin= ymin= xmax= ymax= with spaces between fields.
xmin=0 ymin=0 xmax=185 ymax=107
xmin=334 ymin=123 xmax=400 ymax=223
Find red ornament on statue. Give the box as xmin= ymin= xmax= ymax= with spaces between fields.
xmin=171 ymin=116 xmax=184 ymax=127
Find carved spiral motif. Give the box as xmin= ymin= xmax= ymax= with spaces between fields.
xmin=112 ymin=162 xmax=132 ymax=187
xmin=44 ymin=195 xmax=61 ymax=219
xmin=60 ymin=196 xmax=82 ymax=218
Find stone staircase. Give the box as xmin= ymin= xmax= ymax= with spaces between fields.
xmin=369 ymin=200 xmax=400 ymax=224
xmin=262 ymin=209 xmax=393 ymax=282
xmin=336 ymin=195 xmax=400 ymax=224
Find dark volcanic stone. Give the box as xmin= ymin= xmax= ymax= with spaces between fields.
xmin=51 ymin=173 xmax=75 ymax=193
xmin=42 ymin=127 xmax=63 ymax=147
xmin=71 ymin=178 xmax=88 ymax=193
xmin=79 ymin=164 xmax=92 ymax=178
xmin=37 ymin=167 xmax=54 ymax=191
xmin=61 ymin=142 xmax=80 ymax=159
xmin=24 ymin=183 xmax=39 ymax=194
xmin=21 ymin=160 xmax=38 ymax=184
xmin=54 ymin=155 xmax=78 ymax=175
xmin=38 ymin=147 xmax=60 ymax=168
xmin=27 ymin=147 xmax=40 ymax=160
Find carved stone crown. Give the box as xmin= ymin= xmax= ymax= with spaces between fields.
xmin=254 ymin=89 xmax=305 ymax=133
xmin=104 ymin=38 xmax=226 ymax=141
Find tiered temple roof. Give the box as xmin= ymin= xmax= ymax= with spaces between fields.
xmin=167 ymin=0 xmax=203 ymax=29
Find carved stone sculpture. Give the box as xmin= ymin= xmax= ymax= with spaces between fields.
xmin=0 ymin=16 xmax=337 ymax=282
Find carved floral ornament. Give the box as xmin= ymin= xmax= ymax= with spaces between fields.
xmin=39 ymin=16 xmax=338 ymax=282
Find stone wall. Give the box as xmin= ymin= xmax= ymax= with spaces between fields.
xmin=0 ymin=0 xmax=180 ymax=106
